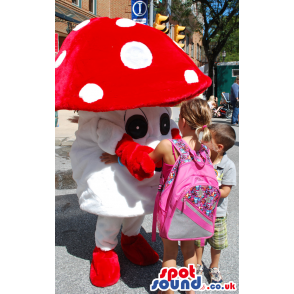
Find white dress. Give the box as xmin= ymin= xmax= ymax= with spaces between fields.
xmin=207 ymin=101 xmax=214 ymax=109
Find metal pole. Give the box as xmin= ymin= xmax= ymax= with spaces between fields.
xmin=213 ymin=66 xmax=215 ymax=96
xmin=149 ymin=0 xmax=153 ymax=27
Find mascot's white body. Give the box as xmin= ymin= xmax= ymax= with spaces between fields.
xmin=70 ymin=106 xmax=178 ymax=250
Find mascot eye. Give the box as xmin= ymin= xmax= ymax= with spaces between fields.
xmin=160 ymin=113 xmax=170 ymax=135
xmin=125 ymin=115 xmax=148 ymax=139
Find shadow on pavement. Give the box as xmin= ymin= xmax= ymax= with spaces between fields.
xmin=201 ymin=261 xmax=212 ymax=284
xmin=55 ymin=194 xmax=97 ymax=261
xmin=67 ymin=116 xmax=79 ymax=123
xmin=119 ymin=228 xmax=185 ymax=293
xmin=56 ymin=194 xmax=185 ymax=293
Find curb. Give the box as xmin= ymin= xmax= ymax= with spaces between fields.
xmin=55 ymin=137 xmax=75 ymax=146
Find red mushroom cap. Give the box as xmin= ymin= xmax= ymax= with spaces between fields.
xmin=55 ymin=17 xmax=211 ymax=112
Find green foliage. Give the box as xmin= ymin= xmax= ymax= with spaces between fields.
xmin=171 ymin=0 xmax=202 ymax=34
xmin=223 ymin=28 xmax=239 ymax=61
xmin=170 ymin=0 xmax=239 ymax=60
xmin=153 ymin=0 xmax=169 ymax=16
xmin=169 ymin=0 xmax=239 ymax=96
xmin=151 ymin=1 xmax=239 ymax=63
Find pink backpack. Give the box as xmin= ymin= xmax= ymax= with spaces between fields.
xmin=152 ymin=139 xmax=221 ymax=242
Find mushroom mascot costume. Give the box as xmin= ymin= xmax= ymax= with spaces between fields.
xmin=55 ymin=17 xmax=211 ymax=287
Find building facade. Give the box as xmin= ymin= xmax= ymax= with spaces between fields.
xmin=55 ymin=0 xmax=100 ymax=53
xmin=55 ymin=0 xmax=206 ymax=66
xmin=167 ymin=19 xmax=206 ymax=68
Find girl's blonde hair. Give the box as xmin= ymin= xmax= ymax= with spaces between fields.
xmin=207 ymin=95 xmax=215 ymax=102
xmin=180 ymin=98 xmax=212 ymax=142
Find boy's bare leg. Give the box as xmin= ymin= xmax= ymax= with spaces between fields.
xmin=210 ymin=247 xmax=221 ymax=268
xmin=194 ymin=246 xmax=204 ymax=266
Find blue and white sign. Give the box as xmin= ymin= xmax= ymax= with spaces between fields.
xmin=131 ymin=0 xmax=148 ymax=25
xmin=167 ymin=0 xmax=171 ymax=15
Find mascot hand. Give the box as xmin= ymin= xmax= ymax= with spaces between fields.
xmin=115 ymin=134 xmax=155 ymax=181
xmin=171 ymin=128 xmax=182 ymax=139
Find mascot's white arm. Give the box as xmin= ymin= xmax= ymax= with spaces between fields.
xmin=97 ymin=119 xmax=125 ymax=155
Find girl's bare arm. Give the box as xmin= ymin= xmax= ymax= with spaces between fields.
xmin=100 ymin=152 xmax=118 ymax=164
xmin=148 ymin=139 xmax=171 ymax=164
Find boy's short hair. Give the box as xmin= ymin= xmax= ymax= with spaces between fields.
xmin=208 ymin=124 xmax=236 ymax=152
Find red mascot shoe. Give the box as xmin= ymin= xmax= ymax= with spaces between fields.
xmin=90 ymin=247 xmax=120 ymax=287
xmin=121 ymin=233 xmax=159 ymax=266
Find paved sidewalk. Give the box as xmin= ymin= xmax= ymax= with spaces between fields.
xmin=55 ymin=110 xmax=79 ymax=146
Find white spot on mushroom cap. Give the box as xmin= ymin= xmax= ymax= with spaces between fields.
xmin=120 ymin=42 xmax=152 ymax=69
xmin=184 ymin=70 xmax=199 ymax=84
xmin=73 ymin=19 xmax=90 ymax=31
xmin=55 ymin=51 xmax=66 ymax=68
xmin=116 ymin=18 xmax=136 ymax=27
xmin=79 ymin=83 xmax=103 ymax=103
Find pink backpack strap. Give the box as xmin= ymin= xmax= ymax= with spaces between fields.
xmin=199 ymin=144 xmax=213 ymax=166
xmin=201 ymin=144 xmax=210 ymax=156
xmin=172 ymin=144 xmax=177 ymax=161
xmin=170 ymin=139 xmax=206 ymax=168
xmin=152 ymin=173 xmax=165 ymax=242
xmin=168 ymin=139 xmax=185 ymax=156
xmin=152 ymin=195 xmax=159 ymax=242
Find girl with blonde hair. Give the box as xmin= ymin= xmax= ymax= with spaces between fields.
xmin=148 ymin=98 xmax=212 ymax=294
xmin=100 ymin=98 xmax=213 ymax=294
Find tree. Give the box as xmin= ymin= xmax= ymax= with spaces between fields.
xmin=170 ymin=0 xmax=239 ymax=98
xmin=222 ymin=28 xmax=239 ymax=62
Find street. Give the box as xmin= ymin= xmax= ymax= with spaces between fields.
xmin=55 ymin=117 xmax=239 ymax=294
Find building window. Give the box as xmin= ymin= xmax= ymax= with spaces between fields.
xmin=196 ymin=44 xmax=198 ymax=60
xmin=232 ymin=69 xmax=239 ymax=77
xmin=72 ymin=0 xmax=82 ymax=8
xmin=58 ymin=36 xmax=66 ymax=50
xmin=89 ymin=0 xmax=96 ymax=14
xmin=186 ymin=35 xmax=189 ymax=54
xmin=89 ymin=0 xmax=93 ymax=12
xmin=191 ymin=43 xmax=194 ymax=58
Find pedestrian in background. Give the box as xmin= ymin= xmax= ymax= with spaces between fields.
xmin=230 ymin=76 xmax=239 ymax=126
xmin=207 ymin=95 xmax=217 ymax=109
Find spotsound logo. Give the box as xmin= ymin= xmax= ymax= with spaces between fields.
xmin=150 ymin=265 xmax=237 ymax=291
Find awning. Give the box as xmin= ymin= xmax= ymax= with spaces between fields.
xmin=55 ymin=2 xmax=90 ymax=24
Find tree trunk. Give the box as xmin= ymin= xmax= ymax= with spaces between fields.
xmin=206 ymin=60 xmax=215 ymax=99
